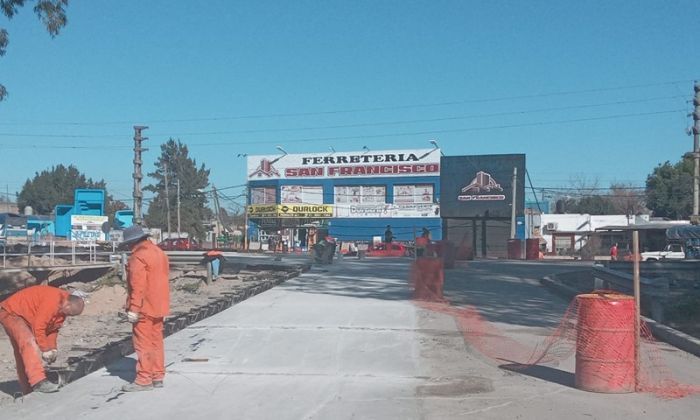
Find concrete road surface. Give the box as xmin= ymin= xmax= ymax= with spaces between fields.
xmin=2 ymin=258 xmax=699 ymax=419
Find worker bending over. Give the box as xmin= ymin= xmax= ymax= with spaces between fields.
xmin=0 ymin=285 xmax=85 ymax=394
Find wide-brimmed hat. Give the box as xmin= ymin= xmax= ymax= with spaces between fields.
xmin=119 ymin=225 xmax=149 ymax=248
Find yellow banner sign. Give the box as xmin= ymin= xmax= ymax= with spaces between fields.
xmin=247 ymin=204 xmax=333 ymax=218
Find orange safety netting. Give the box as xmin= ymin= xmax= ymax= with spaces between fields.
xmin=409 ymin=260 xmax=700 ymax=399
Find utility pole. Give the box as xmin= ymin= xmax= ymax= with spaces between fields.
xmin=691 ymin=83 xmax=700 ymax=225
xmin=510 ymin=167 xmax=518 ymax=239
xmin=163 ymin=162 xmax=172 ymax=238
xmin=132 ymin=126 xmax=148 ymax=226
xmin=177 ymin=179 xmax=181 ymax=237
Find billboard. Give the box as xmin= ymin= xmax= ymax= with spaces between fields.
xmin=70 ymin=215 xmax=108 ymax=242
xmin=247 ymin=148 xmax=440 ymax=180
xmin=440 ymin=154 xmax=525 ymax=218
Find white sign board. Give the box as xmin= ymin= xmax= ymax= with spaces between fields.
xmin=70 ymin=215 xmax=108 ymax=242
xmin=247 ymin=148 xmax=441 ymax=180
xmin=334 ymin=203 xmax=440 ymax=218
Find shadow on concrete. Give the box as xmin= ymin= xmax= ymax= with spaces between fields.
xmin=443 ymin=261 xmax=590 ymax=329
xmin=0 ymin=379 xmax=22 ymax=399
xmin=104 ymin=357 xmax=136 ymax=383
xmin=499 ymin=362 xmax=576 ymax=389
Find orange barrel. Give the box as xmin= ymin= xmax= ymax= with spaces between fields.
xmin=507 ymin=239 xmax=523 ymax=259
xmin=575 ymin=293 xmax=636 ymax=393
xmin=525 ymin=238 xmax=540 ymax=260
xmin=416 ymin=258 xmax=444 ymax=300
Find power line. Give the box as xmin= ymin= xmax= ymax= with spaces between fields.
xmin=0 ymin=95 xmax=686 ymax=139
xmin=0 ymin=108 xmax=686 ymax=148
xmin=0 ymin=79 xmax=693 ymax=126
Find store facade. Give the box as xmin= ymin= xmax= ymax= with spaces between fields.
xmin=246 ymin=148 xmax=442 ymax=250
xmin=440 ymin=154 xmax=526 ymax=258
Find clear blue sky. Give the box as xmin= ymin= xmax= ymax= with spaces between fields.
xmin=1 ymin=0 xmax=698 ymax=211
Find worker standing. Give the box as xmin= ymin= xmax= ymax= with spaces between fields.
xmin=120 ymin=225 xmax=170 ymax=392
xmin=384 ymin=225 xmax=394 ymax=243
xmin=415 ymin=227 xmax=431 ymax=257
xmin=610 ymin=242 xmax=619 ymax=261
xmin=0 ymin=285 xmax=86 ymax=394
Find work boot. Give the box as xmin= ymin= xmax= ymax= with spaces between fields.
xmin=32 ymin=380 xmax=59 ymax=393
xmin=152 ymin=380 xmax=164 ymax=388
xmin=121 ymin=382 xmax=153 ymax=392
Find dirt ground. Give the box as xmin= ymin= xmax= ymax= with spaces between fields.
xmin=0 ymin=266 xmax=285 ymax=405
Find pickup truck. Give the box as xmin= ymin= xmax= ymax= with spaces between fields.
xmin=640 ymin=243 xmax=685 ymax=261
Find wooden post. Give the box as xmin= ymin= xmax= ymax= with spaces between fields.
xmin=632 ymin=229 xmax=641 ymax=391
xmin=413 ymin=225 xmax=417 ymax=261
xmin=205 ymin=260 xmax=213 ymax=285
xmin=121 ymin=253 xmax=128 ymax=283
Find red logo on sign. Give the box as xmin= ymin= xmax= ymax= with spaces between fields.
xmin=250 ymin=158 xmax=281 ymax=178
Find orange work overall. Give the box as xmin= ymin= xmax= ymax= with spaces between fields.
xmin=0 ymin=285 xmax=69 ymax=393
xmin=127 ymin=240 xmax=170 ymax=385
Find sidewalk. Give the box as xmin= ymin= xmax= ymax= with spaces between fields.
xmin=1 ymin=259 xmax=699 ymax=419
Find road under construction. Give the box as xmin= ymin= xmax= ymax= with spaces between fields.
xmin=1 ymin=257 xmax=699 ymax=419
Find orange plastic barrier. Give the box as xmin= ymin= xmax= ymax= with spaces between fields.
xmin=411 ymin=258 xmax=444 ymax=302
xmin=575 ymin=293 xmax=636 ymax=393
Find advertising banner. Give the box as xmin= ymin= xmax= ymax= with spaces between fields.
xmin=247 ymin=204 xmax=333 ymax=219
xmin=334 ymin=203 xmax=440 ymax=218
xmin=247 ymin=148 xmax=441 ymax=180
xmin=70 ymin=215 xmax=108 ymax=242
xmin=440 ymin=154 xmax=525 ymax=218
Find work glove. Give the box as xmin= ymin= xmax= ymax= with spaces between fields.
xmin=42 ymin=349 xmax=58 ymax=364
xmin=126 ymin=311 xmax=140 ymax=324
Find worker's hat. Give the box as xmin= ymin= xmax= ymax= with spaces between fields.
xmin=119 ymin=225 xmax=150 ymax=248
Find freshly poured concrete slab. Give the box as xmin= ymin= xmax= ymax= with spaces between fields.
xmin=2 ymin=259 xmax=699 ymax=419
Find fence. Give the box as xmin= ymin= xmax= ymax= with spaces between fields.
xmin=0 ymin=240 xmax=120 ymax=269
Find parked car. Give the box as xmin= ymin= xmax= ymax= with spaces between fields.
xmin=366 ymin=242 xmax=409 ymax=257
xmin=158 ymin=238 xmax=200 ymax=251
xmin=640 ymin=243 xmax=685 ymax=261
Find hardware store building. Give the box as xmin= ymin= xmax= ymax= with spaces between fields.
xmin=246 ymin=148 xmax=442 ymax=248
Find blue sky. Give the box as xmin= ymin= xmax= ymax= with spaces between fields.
xmin=0 ymin=0 xmax=698 ymax=211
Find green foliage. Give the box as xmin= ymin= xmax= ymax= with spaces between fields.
xmin=144 ymin=139 xmax=211 ymax=240
xmin=1 ymin=1 xmax=69 ymax=101
xmin=17 ymin=164 xmax=125 ymax=218
xmin=645 ymin=156 xmax=693 ymax=219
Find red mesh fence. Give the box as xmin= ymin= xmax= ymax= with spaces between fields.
xmin=409 ymin=262 xmax=700 ymax=399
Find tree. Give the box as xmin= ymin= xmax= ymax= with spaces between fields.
xmin=609 ymin=183 xmax=647 ymax=216
xmin=1 ymin=0 xmax=69 ymax=101
xmin=553 ymin=178 xmax=648 ymax=216
xmin=144 ymin=139 xmax=211 ymax=240
xmin=17 ymin=164 xmax=125 ymax=218
xmin=645 ymin=156 xmax=694 ymax=219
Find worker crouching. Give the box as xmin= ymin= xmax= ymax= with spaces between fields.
xmin=0 ymin=285 xmax=86 ymax=394
xmin=119 ymin=225 xmax=170 ymax=392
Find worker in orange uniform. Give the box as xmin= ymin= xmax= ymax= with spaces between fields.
xmin=204 ymin=249 xmax=225 ymax=281
xmin=415 ymin=227 xmax=431 ymax=258
xmin=0 ymin=285 xmax=86 ymax=394
xmin=119 ymin=225 xmax=170 ymax=392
